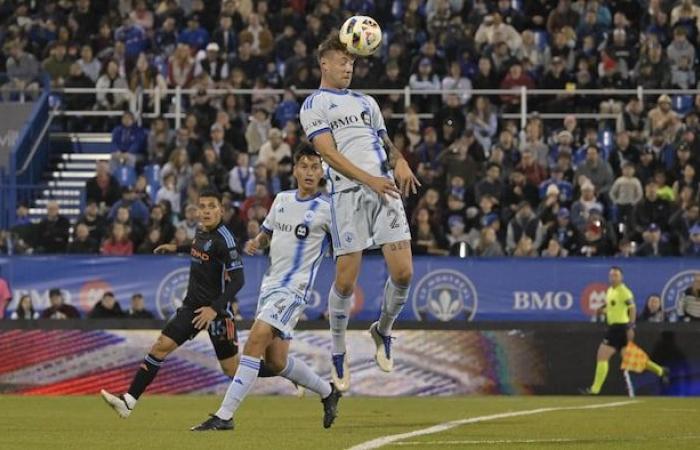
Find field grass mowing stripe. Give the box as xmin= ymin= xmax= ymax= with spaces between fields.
xmin=346 ymin=400 xmax=639 ymax=450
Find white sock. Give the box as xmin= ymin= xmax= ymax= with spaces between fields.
xmin=215 ymin=355 xmax=260 ymax=420
xmin=123 ymin=393 xmax=136 ymax=409
xmin=328 ymin=284 xmax=352 ymax=355
xmin=279 ymin=357 xmax=332 ymax=399
xmin=377 ymin=278 xmax=410 ymax=336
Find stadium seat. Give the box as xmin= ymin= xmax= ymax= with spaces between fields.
xmin=672 ymin=95 xmax=694 ymax=117
xmin=113 ymin=164 xmax=136 ymax=188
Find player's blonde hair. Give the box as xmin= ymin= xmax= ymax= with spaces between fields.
xmin=317 ymin=32 xmax=353 ymax=63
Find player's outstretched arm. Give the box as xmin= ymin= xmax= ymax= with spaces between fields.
xmin=381 ymin=133 xmax=421 ymax=197
xmin=312 ymin=133 xmax=400 ymax=198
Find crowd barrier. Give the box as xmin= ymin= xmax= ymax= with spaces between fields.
xmin=0 ymin=256 xmax=698 ymax=322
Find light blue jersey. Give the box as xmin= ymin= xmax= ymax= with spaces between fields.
xmin=260 ymin=190 xmax=332 ymax=300
xmin=299 ymin=88 xmax=391 ymax=193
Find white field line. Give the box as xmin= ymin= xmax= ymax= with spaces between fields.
xmin=346 ymin=400 xmax=639 ymax=450
xmin=393 ymin=435 xmax=700 ymax=446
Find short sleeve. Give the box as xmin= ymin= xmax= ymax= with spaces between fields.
xmin=368 ymin=96 xmax=387 ymax=135
xmin=261 ymin=196 xmax=279 ymax=234
xmin=216 ymin=226 xmax=243 ymax=271
xmin=300 ymin=95 xmax=330 ymax=141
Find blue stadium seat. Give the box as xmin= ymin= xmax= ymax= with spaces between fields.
xmin=534 ymin=30 xmax=549 ymax=50
xmin=113 ymin=164 xmax=136 ymax=188
xmin=599 ymin=129 xmax=614 ymax=159
xmin=144 ymin=164 xmax=161 ymax=201
xmin=672 ymin=95 xmax=694 ymax=116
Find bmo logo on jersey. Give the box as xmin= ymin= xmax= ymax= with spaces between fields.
xmin=329 ymin=115 xmax=360 ymax=130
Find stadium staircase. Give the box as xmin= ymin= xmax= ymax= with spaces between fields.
xmin=26 ymin=133 xmax=112 ymax=223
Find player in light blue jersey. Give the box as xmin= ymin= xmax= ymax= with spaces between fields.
xmin=299 ymin=34 xmax=421 ymax=391
xmin=192 ymin=147 xmax=342 ymax=432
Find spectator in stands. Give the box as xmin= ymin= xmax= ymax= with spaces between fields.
xmin=111 ymin=111 xmax=147 ymax=168
xmin=446 ymin=215 xmax=471 ymax=256
xmin=10 ymin=294 xmax=39 ymax=320
xmin=179 ymin=13 xmax=209 ymax=51
xmin=409 ymin=58 xmax=441 ymax=111
xmin=3 ymin=40 xmax=40 ymax=100
xmin=201 ymin=146 xmax=228 ymax=192
xmin=678 ymin=273 xmax=700 ymax=320
xmin=647 ymin=95 xmax=681 ymax=141
xmin=666 ymin=26 xmax=695 ymax=68
xmin=101 ymin=222 xmax=134 ymax=256
xmin=240 ymin=183 xmax=273 ymax=221
xmin=212 ymin=14 xmax=237 ymax=59
xmin=127 ymin=293 xmax=154 ymax=319
xmin=639 ymin=294 xmax=666 ymax=322
xmin=108 ymin=187 xmax=149 ymax=225
xmin=579 ymin=220 xmax=613 ymax=257
xmin=571 ymin=181 xmax=604 ymax=233
xmin=506 ymin=201 xmax=544 ymax=254
xmin=245 ymin=107 xmax=272 ymax=155
xmin=503 ymin=170 xmax=539 ymax=219
xmin=67 ymin=223 xmax=99 ymax=254
xmin=517 ymin=149 xmax=548 ymax=187
xmin=137 ymin=228 xmax=162 ymax=254
xmin=632 ymin=182 xmax=672 ymax=237
xmin=544 ymin=207 xmax=580 ymax=254
xmin=636 ymin=223 xmax=674 ymax=256
xmin=547 ymin=0 xmax=580 ymax=34
xmin=204 ymin=123 xmax=235 ymax=170
xmin=77 ymin=45 xmax=101 ymax=83
xmin=500 ymin=62 xmax=536 ymax=113
xmin=64 ymin=62 xmax=95 ymax=119
xmin=148 ymin=205 xmax=175 ymax=244
xmin=41 ymin=288 xmax=81 ymax=319
xmin=228 ymin=152 xmax=253 ymax=200
xmin=95 ymin=60 xmax=130 ymax=112
xmin=684 ymin=223 xmax=700 ymax=257
xmin=575 ymin=146 xmax=614 ymax=195
xmin=35 ymin=201 xmax=70 ymax=253
xmin=86 ymin=161 xmax=122 ymax=209
xmin=610 ymin=162 xmax=644 ymax=226
xmin=258 ymin=128 xmax=291 ymax=165
xmin=42 ymin=41 xmax=72 ymax=87
xmin=156 ymin=173 xmax=181 ymax=216
xmin=88 ymin=291 xmax=125 ymax=319
xmin=411 ymin=207 xmax=449 ymax=256
xmin=475 ymin=163 xmax=504 ymax=203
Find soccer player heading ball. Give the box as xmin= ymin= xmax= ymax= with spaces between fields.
xmin=299 ymin=31 xmax=421 ymax=391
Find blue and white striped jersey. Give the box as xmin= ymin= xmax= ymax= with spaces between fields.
xmin=260 ymin=190 xmax=331 ymax=300
xmin=299 ymin=88 xmax=391 ymax=193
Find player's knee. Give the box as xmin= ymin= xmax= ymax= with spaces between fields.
xmin=264 ymin=355 xmax=287 ymax=374
xmin=221 ymin=364 xmax=237 ymax=377
xmin=392 ymin=266 xmax=413 ymax=287
xmin=150 ymin=335 xmax=175 ymax=359
xmin=333 ymin=279 xmax=355 ymax=297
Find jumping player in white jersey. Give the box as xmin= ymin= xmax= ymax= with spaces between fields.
xmin=299 ymin=34 xmax=420 ymax=391
xmin=192 ymin=147 xmax=342 ymax=431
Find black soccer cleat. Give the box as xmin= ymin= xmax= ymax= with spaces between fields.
xmin=321 ymin=382 xmax=342 ymax=429
xmin=191 ymin=414 xmax=234 ymax=431
xmin=578 ymin=387 xmax=595 ymax=395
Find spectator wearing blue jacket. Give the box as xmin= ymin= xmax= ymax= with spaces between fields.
xmin=115 ymin=19 xmax=148 ymax=61
xmin=178 ymin=14 xmax=209 ymax=51
xmin=539 ymin=166 xmax=574 ymax=203
xmin=111 ymin=111 xmax=147 ymax=168
xmin=108 ymin=187 xmax=150 ymax=225
xmin=273 ymin=89 xmax=300 ymax=128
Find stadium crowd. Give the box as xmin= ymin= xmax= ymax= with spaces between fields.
xmin=2 ymin=0 xmax=700 ymax=260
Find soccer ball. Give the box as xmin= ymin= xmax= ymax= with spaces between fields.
xmin=339 ymin=15 xmax=382 ymax=57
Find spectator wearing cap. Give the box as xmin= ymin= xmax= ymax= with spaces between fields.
xmin=506 ymin=201 xmax=544 ymax=254
xmin=684 ymin=223 xmax=700 ymax=256
xmin=500 ymin=62 xmax=536 ymax=113
xmin=196 ymin=42 xmax=229 ymax=82
xmin=579 ymin=219 xmax=613 ymax=257
xmin=537 ymin=184 xmax=564 ymax=230
xmin=575 ymin=145 xmax=614 ymax=195
xmin=678 ymin=273 xmax=700 ymax=320
xmin=88 ymin=292 xmax=125 ymax=319
xmin=570 ymin=181 xmax=604 ymax=233
xmin=409 ymin=58 xmax=441 ymax=111
xmin=636 ymin=223 xmax=675 ymax=256
xmin=41 ymin=288 xmax=81 ymax=319
xmin=446 ymin=215 xmax=471 ymax=256
xmin=178 ymin=13 xmax=210 ymax=51
xmin=544 ymin=207 xmax=580 ymax=254
xmin=648 ymin=95 xmax=681 ymax=140
xmin=127 ymin=293 xmax=155 ymax=319
xmin=539 ymin=166 xmax=574 ymax=204
xmin=609 ymin=162 xmax=644 ymax=225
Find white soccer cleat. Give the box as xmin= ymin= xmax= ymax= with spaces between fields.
xmin=331 ymin=353 xmax=351 ymax=392
xmin=369 ymin=322 xmax=393 ymax=372
xmin=292 ymin=381 xmax=306 ymax=398
xmin=100 ymin=389 xmax=133 ymax=418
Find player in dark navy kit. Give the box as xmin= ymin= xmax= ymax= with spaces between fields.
xmin=101 ymin=189 xmax=245 ymax=418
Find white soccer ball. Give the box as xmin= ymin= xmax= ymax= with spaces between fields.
xmin=339 ymin=15 xmax=382 ymax=57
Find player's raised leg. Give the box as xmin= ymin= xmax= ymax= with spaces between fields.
xmin=369 ymin=240 xmax=413 ymax=372
xmin=101 ymin=333 xmax=178 ymax=418
xmin=328 ymin=251 xmax=362 ymax=391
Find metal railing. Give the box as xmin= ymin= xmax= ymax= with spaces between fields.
xmin=50 ymin=86 xmax=700 ymax=130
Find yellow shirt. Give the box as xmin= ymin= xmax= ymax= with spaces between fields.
xmin=605 ymin=283 xmax=634 ymax=325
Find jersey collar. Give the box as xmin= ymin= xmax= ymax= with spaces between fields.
xmin=295 ymin=191 xmax=322 ymax=202
xmin=319 ymin=87 xmax=349 ymax=95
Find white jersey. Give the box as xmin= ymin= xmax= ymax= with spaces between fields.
xmin=299 ymin=88 xmax=391 ymax=193
xmin=260 ymin=190 xmax=331 ymax=299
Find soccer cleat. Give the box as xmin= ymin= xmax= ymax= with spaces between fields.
xmin=661 ymin=367 xmax=671 ymax=385
xmin=321 ymin=383 xmax=342 ymax=429
xmin=191 ymin=414 xmax=234 ymax=431
xmin=100 ymin=389 xmax=133 ymax=418
xmin=292 ymin=381 xmax=306 ymax=398
xmin=369 ymin=321 xmax=394 ymax=372
xmin=331 ymin=353 xmax=351 ymax=392
xmin=578 ymin=387 xmax=596 ymax=395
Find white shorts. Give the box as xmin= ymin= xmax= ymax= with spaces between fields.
xmin=256 ymin=288 xmax=306 ymax=339
xmin=329 ymin=185 xmax=411 ymax=256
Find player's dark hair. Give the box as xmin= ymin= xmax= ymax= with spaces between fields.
xmin=293 ymin=145 xmax=322 ymax=164
xmin=610 ymin=266 xmax=624 ymax=274
xmin=317 ymin=31 xmax=352 ymax=63
xmin=198 ymin=188 xmax=222 ymax=203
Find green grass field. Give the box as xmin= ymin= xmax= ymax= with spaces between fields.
xmin=2 ymin=395 xmax=699 ymax=449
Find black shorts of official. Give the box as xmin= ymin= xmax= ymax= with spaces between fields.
xmin=602 ymin=324 xmax=628 ymax=351
xmin=162 ymin=306 xmax=239 ymax=360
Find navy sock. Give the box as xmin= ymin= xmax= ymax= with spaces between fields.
xmin=127 ymin=353 xmax=163 ymax=399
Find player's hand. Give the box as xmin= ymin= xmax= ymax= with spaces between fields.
xmin=154 ymin=243 xmax=177 ymax=254
xmin=626 ymin=327 xmax=635 ymax=343
xmin=394 ymin=159 xmax=421 ymax=197
xmin=192 ymin=307 xmax=217 ymax=330
xmin=244 ymin=238 xmax=259 ymax=255
xmin=366 ymin=176 xmax=401 ymax=199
